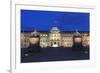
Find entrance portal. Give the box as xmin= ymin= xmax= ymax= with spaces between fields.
xmin=52 ymin=42 xmax=59 ymax=47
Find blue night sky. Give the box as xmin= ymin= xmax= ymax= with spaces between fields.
xmin=21 ymin=10 xmax=90 ymax=32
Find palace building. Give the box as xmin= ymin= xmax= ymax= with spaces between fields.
xmin=49 ymin=27 xmax=62 ymax=47
xmin=21 ymin=27 xmax=89 ymax=48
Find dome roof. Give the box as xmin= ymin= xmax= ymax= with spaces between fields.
xmin=50 ymin=27 xmax=60 ymax=33
xmin=31 ymin=29 xmax=39 ymax=37
xmin=74 ymin=29 xmax=81 ymax=36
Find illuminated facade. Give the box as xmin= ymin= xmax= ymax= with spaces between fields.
xmin=49 ymin=27 xmax=61 ymax=47
xmin=40 ymin=33 xmax=49 ymax=48
xmin=73 ymin=30 xmax=82 ymax=51
xmin=29 ymin=30 xmax=40 ymax=45
xmin=21 ymin=27 xmax=89 ymax=48
xmin=21 ymin=33 xmax=30 ymax=48
xmin=62 ymin=33 xmax=73 ymax=47
xmin=82 ymin=33 xmax=89 ymax=47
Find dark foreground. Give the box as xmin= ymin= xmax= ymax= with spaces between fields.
xmin=21 ymin=47 xmax=89 ymax=63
